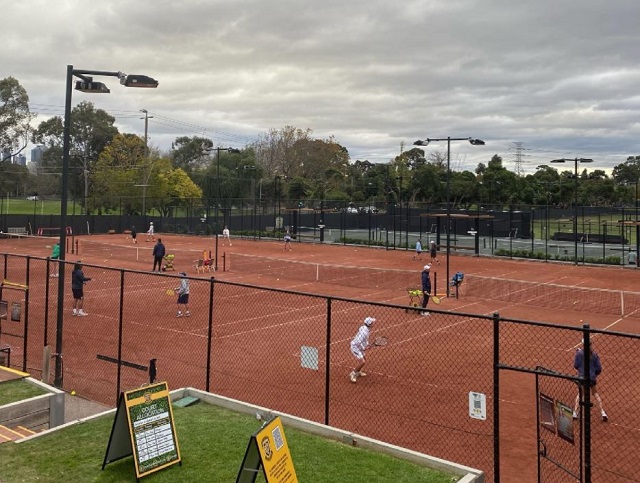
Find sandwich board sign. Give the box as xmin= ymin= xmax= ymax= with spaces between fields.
xmin=236 ymin=416 xmax=298 ymax=482
xmin=102 ymin=381 xmax=181 ymax=481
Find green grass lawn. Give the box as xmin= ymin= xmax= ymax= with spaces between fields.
xmin=0 ymin=403 xmax=459 ymax=483
xmin=0 ymin=380 xmax=48 ymax=406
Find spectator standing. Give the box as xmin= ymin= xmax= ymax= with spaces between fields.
xmin=175 ymin=272 xmax=190 ymax=317
xmin=349 ymin=317 xmax=376 ymax=383
xmin=573 ymin=340 xmax=608 ymax=421
xmin=420 ymin=264 xmax=431 ymax=316
xmin=413 ymin=239 xmax=422 ymax=260
xmin=430 ymin=241 xmax=440 ymax=265
xmin=71 ymin=261 xmax=91 ymax=316
xmin=152 ymin=238 xmax=166 ymax=272
xmin=49 ymin=241 xmax=60 ymax=277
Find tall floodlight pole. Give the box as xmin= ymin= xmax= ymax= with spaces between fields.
xmin=138 ymin=109 xmax=153 ymax=220
xmin=55 ymin=65 xmax=158 ymax=388
xmin=414 ymin=137 xmax=485 ymax=296
xmin=550 ymin=158 xmax=593 ymax=265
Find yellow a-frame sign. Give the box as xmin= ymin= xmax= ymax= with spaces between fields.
xmin=236 ymin=416 xmax=298 ymax=483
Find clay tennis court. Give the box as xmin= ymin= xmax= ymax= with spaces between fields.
xmin=2 ymin=234 xmax=639 ymax=482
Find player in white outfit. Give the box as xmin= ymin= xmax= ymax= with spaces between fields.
xmin=222 ymin=226 xmax=231 ymax=246
xmin=349 ymin=316 xmax=376 ymax=383
xmin=146 ymin=221 xmax=155 ymax=242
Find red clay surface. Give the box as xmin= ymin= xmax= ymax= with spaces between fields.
xmin=2 ymin=233 xmax=639 ymax=482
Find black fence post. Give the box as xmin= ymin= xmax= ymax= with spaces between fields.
xmin=324 ymin=297 xmax=332 ymax=426
xmin=116 ymin=269 xmax=125 ymax=403
xmin=582 ymin=324 xmax=592 ymax=483
xmin=206 ymin=276 xmax=215 ymax=393
xmin=493 ymin=311 xmax=501 ymax=483
xmin=22 ymin=257 xmax=30 ymax=372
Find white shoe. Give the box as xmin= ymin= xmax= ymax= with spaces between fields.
xmin=421 ymin=311 xmax=430 ymax=316
xmin=185 ymin=311 xmax=191 ymax=317
xmin=77 ymin=311 xmax=88 ymax=317
xmin=358 ymin=371 xmax=367 ymax=377
xmin=72 ymin=311 xmax=77 ymax=316
xmin=349 ymin=372 xmax=357 ymax=383
xmin=572 ymin=411 xmax=578 ymax=420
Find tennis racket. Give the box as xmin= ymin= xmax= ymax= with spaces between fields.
xmin=373 ymin=336 xmax=388 ymax=347
xmin=431 ymin=295 xmax=441 ymax=304
xmin=165 ymin=289 xmax=175 ymax=296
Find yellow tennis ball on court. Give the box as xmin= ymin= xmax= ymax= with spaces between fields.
xmin=70 ymin=390 xmax=76 ymax=396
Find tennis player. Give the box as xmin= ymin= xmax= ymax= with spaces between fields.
xmin=49 ymin=241 xmax=60 ymax=277
xmin=573 ymin=339 xmax=608 ymax=421
xmin=421 ymin=264 xmax=431 ymax=316
xmin=429 ymin=241 xmax=440 ymax=265
xmin=146 ymin=221 xmax=155 ymax=242
xmin=222 ymin=226 xmax=232 ymax=246
xmin=349 ymin=316 xmax=375 ymax=383
xmin=413 ymin=239 xmax=422 ymax=260
xmin=175 ymin=272 xmax=190 ymax=317
xmin=284 ymin=230 xmax=292 ymax=251
xmin=71 ymin=261 xmax=91 ymax=316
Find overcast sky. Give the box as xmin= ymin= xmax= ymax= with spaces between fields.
xmin=5 ymin=0 xmax=640 ymax=174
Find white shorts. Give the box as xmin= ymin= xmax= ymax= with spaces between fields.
xmin=350 ymin=346 xmax=365 ymax=361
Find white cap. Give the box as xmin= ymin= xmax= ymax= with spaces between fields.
xmin=150 ymin=221 xmax=154 ymax=224
xmin=431 ymin=240 xmax=436 ymax=244
xmin=423 ymin=264 xmax=431 ymax=271
xmin=364 ymin=317 xmax=376 ymax=326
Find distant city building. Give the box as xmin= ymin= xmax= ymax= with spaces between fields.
xmin=31 ymin=145 xmax=44 ymax=164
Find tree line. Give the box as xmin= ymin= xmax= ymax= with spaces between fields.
xmin=1 ymin=76 xmax=639 ymax=215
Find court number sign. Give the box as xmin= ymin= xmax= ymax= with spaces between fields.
xmin=102 ymin=381 xmax=181 ymax=480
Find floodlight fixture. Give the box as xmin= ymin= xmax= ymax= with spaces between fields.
xmin=75 ymin=79 xmax=110 ymax=93
xmin=119 ymin=73 xmax=159 ymax=88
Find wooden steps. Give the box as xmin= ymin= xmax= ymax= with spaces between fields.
xmin=0 ymin=424 xmax=37 ymax=444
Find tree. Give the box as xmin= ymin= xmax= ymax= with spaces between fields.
xmin=90 ymin=133 xmax=147 ymax=214
xmin=31 ymin=101 xmax=119 ymax=210
xmin=0 ymin=77 xmax=34 ymax=159
xmin=251 ymin=126 xmax=313 ymax=177
xmin=152 ymin=164 xmax=203 ymax=216
xmin=0 ymin=162 xmax=31 ymax=197
xmin=170 ymin=136 xmax=213 ymax=175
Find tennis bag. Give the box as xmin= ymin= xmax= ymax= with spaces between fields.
xmin=450 ymin=271 xmax=464 ymax=286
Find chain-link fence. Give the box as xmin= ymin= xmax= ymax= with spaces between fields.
xmin=3 ymin=200 xmax=639 ymax=266
xmin=2 ymin=252 xmax=640 ymax=482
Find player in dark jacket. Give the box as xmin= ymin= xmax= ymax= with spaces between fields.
xmin=71 ymin=262 xmax=91 ymax=316
xmin=420 ymin=264 xmax=432 ymax=316
xmin=572 ymin=340 xmax=608 ymax=421
xmin=152 ymin=239 xmax=166 ymax=272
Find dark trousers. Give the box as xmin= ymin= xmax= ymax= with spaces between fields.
xmin=153 ymin=256 xmax=163 ymax=271
xmin=421 ymin=291 xmax=430 ymax=309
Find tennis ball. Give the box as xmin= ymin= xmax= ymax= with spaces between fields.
xmin=70 ymin=390 xmax=76 ymax=396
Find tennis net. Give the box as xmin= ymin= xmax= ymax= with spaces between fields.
xmin=228 ymin=253 xmax=416 ymax=290
xmin=464 ymin=274 xmax=640 ymax=317
xmin=77 ymin=239 xmax=206 ymax=267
